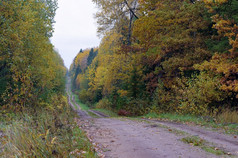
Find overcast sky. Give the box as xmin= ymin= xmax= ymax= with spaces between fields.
xmin=51 ymin=0 xmax=100 ymax=69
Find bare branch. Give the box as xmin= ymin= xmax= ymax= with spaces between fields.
xmin=124 ymin=0 xmax=139 ymax=19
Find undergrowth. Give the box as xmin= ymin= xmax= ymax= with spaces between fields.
xmin=143 ymin=111 xmax=238 ymax=135
xmin=0 ymin=104 xmax=97 ymax=157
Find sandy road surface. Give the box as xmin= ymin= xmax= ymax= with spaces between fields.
xmin=148 ymin=119 xmax=238 ymax=157
xmin=77 ymin=118 xmax=223 ymax=158
xmin=67 ymin=77 xmax=237 ymax=158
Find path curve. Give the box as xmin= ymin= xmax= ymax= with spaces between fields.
xmin=146 ymin=119 xmax=238 ymax=157
xmin=77 ymin=118 xmax=220 ymax=158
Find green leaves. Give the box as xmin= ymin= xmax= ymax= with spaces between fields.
xmin=0 ymin=0 xmax=66 ymax=110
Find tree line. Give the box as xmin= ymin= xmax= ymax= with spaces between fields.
xmin=0 ymin=0 xmax=66 ymax=111
xmin=70 ymin=0 xmax=238 ymax=116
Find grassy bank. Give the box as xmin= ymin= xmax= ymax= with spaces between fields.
xmin=93 ymin=108 xmax=118 ymax=117
xmin=0 ymin=105 xmax=97 ymax=157
xmin=143 ymin=112 xmax=238 ymax=135
xmin=72 ymin=92 xmax=90 ymax=110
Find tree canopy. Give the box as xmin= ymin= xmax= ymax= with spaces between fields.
xmin=0 ymin=0 xmax=66 ymax=110
xmin=70 ymin=0 xmax=237 ymax=115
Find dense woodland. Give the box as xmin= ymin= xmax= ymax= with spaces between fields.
xmin=0 ymin=0 xmax=66 ymax=110
xmin=0 ymin=0 xmax=237 ymax=157
xmin=0 ymin=1 xmax=97 ymax=157
xmin=70 ymin=0 xmax=238 ymax=116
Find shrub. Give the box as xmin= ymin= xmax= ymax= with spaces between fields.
xmin=95 ymin=98 xmax=113 ymax=110
xmin=78 ymin=89 xmax=91 ymax=104
xmin=152 ymin=79 xmax=178 ymax=113
xmin=125 ymin=99 xmax=149 ymax=116
xmin=177 ymin=72 xmax=225 ymax=115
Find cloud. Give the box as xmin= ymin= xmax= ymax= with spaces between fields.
xmin=51 ymin=0 xmax=100 ymax=68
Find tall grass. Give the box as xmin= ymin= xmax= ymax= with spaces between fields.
xmin=0 ymin=105 xmax=97 ymax=157
xmin=216 ymin=109 xmax=238 ymax=124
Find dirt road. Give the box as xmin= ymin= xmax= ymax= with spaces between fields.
xmin=67 ymin=78 xmax=237 ymax=158
xmin=78 ymin=118 xmax=226 ymax=158
xmin=72 ymin=106 xmax=238 ymax=157
xmin=72 ymin=106 xmax=237 ymax=157
xmin=148 ymin=119 xmax=238 ymax=156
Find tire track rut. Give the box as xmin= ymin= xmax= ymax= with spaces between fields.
xmin=67 ymin=78 xmax=237 ymax=157
xmin=67 ymin=77 xmax=108 ymax=119
xmin=146 ymin=119 xmax=238 ymax=157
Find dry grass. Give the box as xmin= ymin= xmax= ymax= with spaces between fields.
xmin=0 ymin=106 xmax=97 ymax=157
xmin=216 ymin=109 xmax=238 ymax=124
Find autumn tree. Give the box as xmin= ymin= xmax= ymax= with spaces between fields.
xmin=0 ymin=0 xmax=66 ymax=110
xmin=195 ymin=0 xmax=238 ymax=107
xmin=92 ymin=0 xmax=139 ymax=45
xmin=70 ymin=48 xmax=98 ymax=90
xmin=69 ymin=0 xmax=237 ymax=115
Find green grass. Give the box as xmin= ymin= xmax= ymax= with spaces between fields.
xmin=144 ymin=113 xmax=204 ymax=123
xmin=143 ymin=112 xmax=238 ymax=135
xmin=73 ymin=95 xmax=90 ymax=110
xmin=69 ymin=89 xmax=89 ymax=110
xmin=88 ymin=111 xmax=100 ymax=118
xmin=202 ymin=146 xmax=227 ymax=156
xmin=93 ymin=109 xmax=118 ymax=117
xmin=181 ymin=136 xmax=205 ymax=146
xmin=181 ymin=136 xmax=228 ymax=156
xmin=67 ymin=87 xmax=89 ymax=110
xmin=0 ymin=106 xmax=97 ymax=157
xmin=66 ymin=80 xmax=89 ymax=110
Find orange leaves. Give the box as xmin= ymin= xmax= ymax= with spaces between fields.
xmin=203 ymin=0 xmax=229 ymax=13
xmin=196 ymin=53 xmax=237 ymax=76
xmin=220 ymin=80 xmax=238 ymax=93
xmin=204 ymin=0 xmax=238 ymax=56
xmin=196 ymin=52 xmax=238 ymax=98
xmin=212 ymin=17 xmax=238 ymax=55
xmin=195 ymin=0 xmax=238 ymax=99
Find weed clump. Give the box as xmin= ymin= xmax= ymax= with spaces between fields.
xmin=0 ymin=101 xmax=97 ymax=157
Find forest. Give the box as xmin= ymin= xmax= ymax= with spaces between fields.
xmin=0 ymin=1 xmax=97 ymax=157
xmin=0 ymin=0 xmax=238 ymax=157
xmin=0 ymin=0 xmax=66 ymax=109
xmin=70 ymin=0 xmax=238 ymax=116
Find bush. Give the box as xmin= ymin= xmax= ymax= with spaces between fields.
xmin=125 ymin=99 xmax=149 ymax=116
xmin=152 ymin=79 xmax=178 ymax=113
xmin=95 ymin=98 xmax=113 ymax=110
xmin=78 ymin=89 xmax=91 ymax=104
xmin=177 ymin=72 xmax=225 ymax=115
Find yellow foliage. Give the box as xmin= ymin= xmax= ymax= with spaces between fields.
xmin=195 ymin=1 xmax=238 ymax=98
xmin=0 ymin=0 xmax=65 ymax=109
xmin=74 ymin=49 xmax=90 ymax=72
xmin=117 ymin=89 xmax=129 ymax=97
